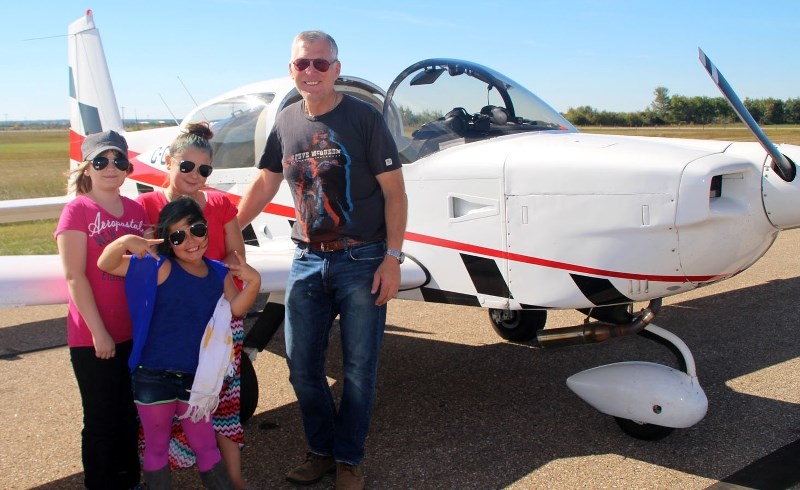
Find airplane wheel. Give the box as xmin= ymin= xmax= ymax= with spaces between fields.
xmin=614 ymin=417 xmax=674 ymax=441
xmin=488 ymin=309 xmax=546 ymax=342
xmin=239 ymin=353 xmax=259 ymax=423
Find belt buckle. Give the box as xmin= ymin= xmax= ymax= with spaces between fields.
xmin=319 ymin=240 xmax=336 ymax=252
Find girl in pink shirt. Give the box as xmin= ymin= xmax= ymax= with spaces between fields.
xmin=54 ymin=130 xmax=148 ymax=489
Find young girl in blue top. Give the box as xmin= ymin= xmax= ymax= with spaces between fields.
xmin=98 ymin=196 xmax=261 ymax=490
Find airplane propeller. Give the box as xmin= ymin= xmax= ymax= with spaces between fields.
xmin=698 ymin=48 xmax=796 ymax=182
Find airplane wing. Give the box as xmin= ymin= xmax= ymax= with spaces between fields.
xmin=0 ymin=196 xmax=71 ymax=224
xmin=0 ymin=248 xmax=299 ymax=308
xmin=0 ymin=255 xmax=68 ymax=307
xmin=0 ymin=236 xmax=429 ymax=308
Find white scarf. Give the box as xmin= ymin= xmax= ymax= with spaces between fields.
xmin=179 ymin=295 xmax=235 ymax=423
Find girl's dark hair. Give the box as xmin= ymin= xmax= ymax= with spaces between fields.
xmin=155 ymin=196 xmax=206 ymax=256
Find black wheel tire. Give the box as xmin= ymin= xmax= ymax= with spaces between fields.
xmin=488 ymin=309 xmax=547 ymax=342
xmin=614 ymin=417 xmax=674 ymax=441
xmin=239 ymin=353 xmax=259 ymax=423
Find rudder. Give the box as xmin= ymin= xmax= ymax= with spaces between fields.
xmin=67 ymin=10 xmax=123 ymax=166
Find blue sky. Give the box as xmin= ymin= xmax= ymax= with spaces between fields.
xmin=1 ymin=0 xmax=799 ymax=121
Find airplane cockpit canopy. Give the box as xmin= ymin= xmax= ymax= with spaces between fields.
xmin=182 ymin=76 xmax=396 ymax=171
xmin=383 ymin=59 xmax=577 ymax=163
xmin=184 ymin=93 xmax=274 ymax=170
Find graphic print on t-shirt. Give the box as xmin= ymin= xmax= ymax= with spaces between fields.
xmin=88 ymin=211 xmax=147 ymax=247
xmin=286 ymin=129 xmax=353 ymax=238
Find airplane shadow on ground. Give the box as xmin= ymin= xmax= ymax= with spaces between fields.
xmin=0 ymin=316 xmax=65 ymax=359
xmin=20 ymin=275 xmax=800 ymax=489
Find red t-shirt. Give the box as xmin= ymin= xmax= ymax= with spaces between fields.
xmin=54 ymin=195 xmax=148 ymax=347
xmin=136 ymin=190 xmax=238 ymax=261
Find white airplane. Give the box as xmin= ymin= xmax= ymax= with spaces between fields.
xmin=2 ymin=10 xmax=799 ymax=440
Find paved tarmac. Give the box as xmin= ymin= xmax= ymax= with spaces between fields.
xmin=2 ymin=230 xmax=800 ymax=489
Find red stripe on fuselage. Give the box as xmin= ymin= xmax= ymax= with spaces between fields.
xmin=129 ymin=157 xmax=168 ymax=187
xmin=404 ymin=231 xmax=730 ymax=284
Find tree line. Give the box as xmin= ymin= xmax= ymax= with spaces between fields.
xmin=563 ymin=87 xmax=800 ymax=126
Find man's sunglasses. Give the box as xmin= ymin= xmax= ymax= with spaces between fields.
xmin=178 ymin=160 xmax=213 ymax=178
xmin=168 ymin=222 xmax=208 ymax=246
xmin=291 ymin=58 xmax=337 ymax=72
xmin=91 ymin=156 xmax=130 ymax=171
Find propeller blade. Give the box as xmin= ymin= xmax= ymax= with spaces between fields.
xmin=698 ymin=48 xmax=795 ymax=182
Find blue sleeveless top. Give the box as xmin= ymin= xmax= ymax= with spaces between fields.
xmin=125 ymin=255 xmax=227 ymax=373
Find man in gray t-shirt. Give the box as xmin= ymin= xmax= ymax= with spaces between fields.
xmin=259 ymin=94 xmax=402 ymax=244
xmin=238 ymin=30 xmax=407 ymax=490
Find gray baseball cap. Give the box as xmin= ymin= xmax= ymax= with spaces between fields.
xmin=81 ymin=130 xmax=128 ymax=161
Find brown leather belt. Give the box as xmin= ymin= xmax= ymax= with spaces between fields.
xmin=303 ymin=238 xmax=367 ymax=252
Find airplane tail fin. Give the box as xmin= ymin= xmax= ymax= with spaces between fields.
xmin=68 ymin=10 xmax=123 ymax=167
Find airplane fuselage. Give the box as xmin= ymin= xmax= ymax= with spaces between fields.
xmin=119 ymin=126 xmax=794 ymax=313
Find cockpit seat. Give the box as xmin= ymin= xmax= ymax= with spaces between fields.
xmin=481 ymin=105 xmax=509 ymax=125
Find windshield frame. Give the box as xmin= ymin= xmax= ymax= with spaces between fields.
xmin=382 ymin=58 xmax=577 ymax=163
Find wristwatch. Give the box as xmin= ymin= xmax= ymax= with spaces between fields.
xmin=385 ymin=248 xmax=405 ymax=264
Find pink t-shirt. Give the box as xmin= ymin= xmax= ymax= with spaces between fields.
xmin=136 ymin=190 xmax=238 ymax=261
xmin=54 ymin=195 xmax=148 ymax=347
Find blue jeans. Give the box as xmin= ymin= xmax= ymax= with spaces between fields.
xmin=285 ymin=240 xmax=387 ymax=465
xmin=131 ymin=367 xmax=195 ymax=404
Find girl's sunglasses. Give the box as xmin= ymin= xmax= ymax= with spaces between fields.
xmin=91 ymin=156 xmax=130 ymax=171
xmin=178 ymin=160 xmax=213 ymax=178
xmin=168 ymin=222 xmax=208 ymax=246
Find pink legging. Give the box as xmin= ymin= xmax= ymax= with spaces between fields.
xmin=137 ymin=401 xmax=221 ymax=472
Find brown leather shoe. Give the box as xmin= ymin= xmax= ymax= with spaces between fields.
xmin=286 ymin=452 xmax=336 ymax=485
xmin=335 ymin=462 xmax=365 ymax=490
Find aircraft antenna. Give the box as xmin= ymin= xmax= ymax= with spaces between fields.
xmin=177 ymin=76 xmax=200 ymax=107
xmin=178 ymin=76 xmax=208 ymax=121
xmin=23 ymin=34 xmax=68 ymax=41
xmin=158 ymin=93 xmax=180 ymax=125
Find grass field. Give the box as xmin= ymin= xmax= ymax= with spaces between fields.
xmin=0 ymin=129 xmax=68 ymax=255
xmin=2 ymin=125 xmax=800 ymax=255
xmin=581 ymin=124 xmax=800 ymax=145
xmin=0 ymin=129 xmax=69 ymax=200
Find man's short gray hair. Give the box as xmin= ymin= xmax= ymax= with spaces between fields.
xmin=292 ymin=30 xmax=338 ymax=61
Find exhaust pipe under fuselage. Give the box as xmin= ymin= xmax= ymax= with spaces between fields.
xmin=536 ymin=299 xmax=662 ymax=348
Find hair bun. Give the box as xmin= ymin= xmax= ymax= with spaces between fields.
xmin=184 ymin=122 xmax=214 ymax=141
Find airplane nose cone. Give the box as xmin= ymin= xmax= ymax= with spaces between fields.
xmin=762 ymin=144 xmax=800 ymax=229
